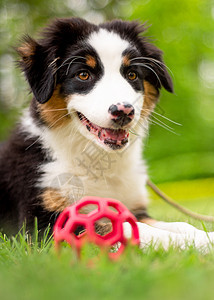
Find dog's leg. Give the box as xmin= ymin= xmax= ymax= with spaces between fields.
xmin=142 ymin=217 xmax=214 ymax=238
xmin=130 ymin=210 xmax=214 ymax=250
xmin=123 ymin=222 xmax=188 ymax=250
xmin=147 ymin=220 xmax=206 ymax=234
xmin=132 ymin=206 xmax=214 ymax=239
xmin=123 ymin=222 xmax=214 ymax=251
xmin=148 ymin=220 xmax=214 ymax=246
xmin=94 ymin=218 xmax=214 ymax=252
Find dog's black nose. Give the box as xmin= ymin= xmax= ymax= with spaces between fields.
xmin=108 ymin=102 xmax=135 ymax=127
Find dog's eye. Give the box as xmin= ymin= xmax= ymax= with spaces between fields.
xmin=127 ymin=71 xmax=137 ymax=81
xmin=77 ymin=71 xmax=90 ymax=81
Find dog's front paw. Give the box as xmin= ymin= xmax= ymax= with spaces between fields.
xmin=123 ymin=222 xmax=214 ymax=252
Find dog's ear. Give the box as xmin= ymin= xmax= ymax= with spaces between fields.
xmin=17 ymin=36 xmax=56 ymax=104
xmin=17 ymin=18 xmax=96 ymax=104
xmin=142 ymin=42 xmax=174 ymax=94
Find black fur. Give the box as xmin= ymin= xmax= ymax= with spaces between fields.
xmin=0 ymin=127 xmax=56 ymax=235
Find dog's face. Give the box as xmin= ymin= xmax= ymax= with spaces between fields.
xmin=18 ymin=18 xmax=173 ymax=151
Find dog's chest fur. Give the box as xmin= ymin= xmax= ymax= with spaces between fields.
xmin=22 ymin=112 xmax=149 ymax=212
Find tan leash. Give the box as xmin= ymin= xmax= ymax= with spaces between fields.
xmin=147 ymin=179 xmax=214 ymax=222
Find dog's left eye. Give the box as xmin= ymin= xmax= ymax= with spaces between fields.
xmin=127 ymin=71 xmax=137 ymax=81
xmin=77 ymin=71 xmax=90 ymax=81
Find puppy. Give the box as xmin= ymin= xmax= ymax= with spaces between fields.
xmin=1 ymin=18 xmax=213 ymax=250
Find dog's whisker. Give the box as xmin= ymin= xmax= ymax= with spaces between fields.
xmin=131 ymin=63 xmax=162 ymax=86
xmin=130 ymin=56 xmax=165 ymax=65
xmin=41 ymin=108 xmax=68 ymax=112
xmin=136 ymin=119 xmax=150 ymax=132
xmin=130 ymin=56 xmax=166 ymax=65
xmin=66 ymin=57 xmax=84 ymax=75
xmin=141 ymin=108 xmax=182 ymax=127
xmin=130 ymin=56 xmax=174 ymax=77
xmin=150 ymin=115 xmax=175 ymax=131
xmin=55 ymin=61 xmax=87 ymax=74
xmin=137 ymin=60 xmax=166 ymax=73
xmin=128 ymin=128 xmax=140 ymax=136
xmin=55 ymin=55 xmax=87 ymax=73
xmin=25 ymin=135 xmax=43 ymax=151
xmin=47 ymin=112 xmax=71 ymax=130
xmin=148 ymin=119 xmax=180 ymax=135
xmin=152 ymin=111 xmax=182 ymax=126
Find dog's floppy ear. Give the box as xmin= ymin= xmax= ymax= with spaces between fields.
xmin=142 ymin=42 xmax=174 ymax=93
xmin=17 ymin=18 xmax=96 ymax=104
xmin=17 ymin=36 xmax=56 ymax=104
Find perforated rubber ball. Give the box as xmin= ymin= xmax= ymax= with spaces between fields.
xmin=54 ymin=196 xmax=139 ymax=259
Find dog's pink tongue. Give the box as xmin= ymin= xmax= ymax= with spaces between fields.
xmin=100 ymin=128 xmax=128 ymax=141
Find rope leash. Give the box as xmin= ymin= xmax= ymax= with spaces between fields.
xmin=147 ymin=179 xmax=214 ymax=222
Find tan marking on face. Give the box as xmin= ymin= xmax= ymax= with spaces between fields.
xmin=86 ymin=55 xmax=96 ymax=68
xmin=41 ymin=188 xmax=70 ymax=212
xmin=17 ymin=42 xmax=36 ymax=58
xmin=123 ymin=55 xmax=130 ymax=67
xmin=17 ymin=40 xmax=37 ymax=67
xmin=142 ymin=81 xmax=159 ymax=117
xmin=38 ymin=85 xmax=70 ymax=129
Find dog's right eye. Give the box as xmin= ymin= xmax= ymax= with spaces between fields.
xmin=127 ymin=71 xmax=137 ymax=81
xmin=77 ymin=71 xmax=90 ymax=81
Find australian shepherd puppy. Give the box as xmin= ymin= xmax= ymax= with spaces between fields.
xmin=1 ymin=18 xmax=213 ymax=250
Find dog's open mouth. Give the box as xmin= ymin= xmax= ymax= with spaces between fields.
xmin=77 ymin=112 xmax=129 ymax=150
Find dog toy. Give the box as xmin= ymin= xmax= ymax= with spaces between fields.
xmin=54 ymin=196 xmax=139 ymax=259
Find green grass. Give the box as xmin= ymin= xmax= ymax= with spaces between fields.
xmin=1 ymin=178 xmax=214 ymax=300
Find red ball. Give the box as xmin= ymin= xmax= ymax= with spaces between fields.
xmin=53 ymin=196 xmax=139 ymax=259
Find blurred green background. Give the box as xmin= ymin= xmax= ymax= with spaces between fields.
xmin=0 ymin=0 xmax=214 ymax=183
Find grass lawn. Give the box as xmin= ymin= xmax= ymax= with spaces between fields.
xmin=1 ymin=178 xmax=214 ymax=300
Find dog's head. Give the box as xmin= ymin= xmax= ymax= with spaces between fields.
xmin=18 ymin=18 xmax=173 ymax=151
